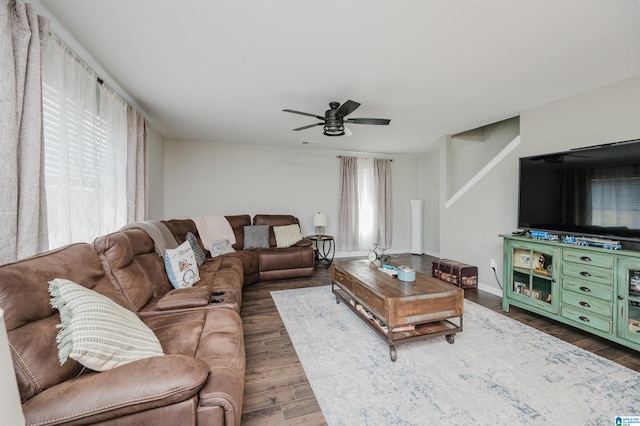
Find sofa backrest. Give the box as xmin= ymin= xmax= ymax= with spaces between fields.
xmin=253 ymin=214 xmax=301 ymax=247
xmin=165 ymin=215 xmax=251 ymax=251
xmin=0 ymin=243 xmax=134 ymax=403
xmin=94 ymin=229 xmax=173 ymax=311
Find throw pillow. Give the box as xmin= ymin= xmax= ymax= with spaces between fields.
xmin=48 ymin=278 xmax=164 ymax=372
xmin=273 ymin=224 xmax=303 ymax=248
xmin=243 ymin=225 xmax=270 ymax=249
xmin=210 ymin=239 xmax=236 ymax=258
xmin=164 ymin=241 xmax=200 ymax=289
xmin=185 ymin=232 xmax=206 ymax=265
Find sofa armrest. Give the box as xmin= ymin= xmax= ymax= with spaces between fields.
xmin=156 ymin=286 xmax=213 ymax=310
xmin=23 ymin=355 xmax=209 ymax=425
xmin=294 ymin=238 xmax=313 ymax=247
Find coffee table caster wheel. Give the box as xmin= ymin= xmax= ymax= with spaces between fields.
xmin=390 ymin=346 xmax=397 ymax=362
xmin=446 ymin=334 xmax=455 ymax=344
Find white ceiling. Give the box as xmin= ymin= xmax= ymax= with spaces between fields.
xmin=36 ymin=0 xmax=640 ymax=155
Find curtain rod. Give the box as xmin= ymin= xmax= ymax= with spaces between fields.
xmin=336 ymin=155 xmax=393 ymax=162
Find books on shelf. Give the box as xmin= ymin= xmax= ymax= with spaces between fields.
xmin=355 ymin=303 xmax=415 ymax=333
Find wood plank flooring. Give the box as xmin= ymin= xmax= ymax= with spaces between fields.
xmin=239 ymin=254 xmax=640 ymax=425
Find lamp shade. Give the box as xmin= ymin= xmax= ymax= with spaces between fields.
xmin=313 ymin=213 xmax=327 ymax=227
xmin=313 ymin=213 xmax=327 ymax=236
xmin=0 ymin=309 xmax=25 ymax=426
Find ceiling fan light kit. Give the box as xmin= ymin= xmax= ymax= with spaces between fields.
xmin=283 ymin=99 xmax=390 ymax=136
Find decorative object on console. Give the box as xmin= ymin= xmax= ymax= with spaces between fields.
xmin=0 ymin=308 xmax=25 ymax=426
xmin=243 ymin=225 xmax=270 ymax=248
xmin=48 ymin=278 xmax=164 ymax=372
xmin=164 ymin=241 xmax=200 ymax=288
xmin=313 ymin=212 xmax=327 ymax=235
xmin=397 ymin=265 xmax=416 ymax=282
xmin=273 ymin=224 xmax=303 ymax=248
xmin=209 ymin=238 xmax=235 ymax=257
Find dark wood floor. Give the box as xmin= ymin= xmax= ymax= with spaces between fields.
xmin=239 ymin=254 xmax=640 ymax=425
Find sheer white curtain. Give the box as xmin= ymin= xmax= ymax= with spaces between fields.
xmin=338 ymin=156 xmax=393 ymax=252
xmin=0 ymin=0 xmax=49 ymax=265
xmin=374 ymin=158 xmax=392 ymax=248
xmin=42 ymin=35 xmax=128 ymax=249
xmin=338 ymin=156 xmax=359 ymax=250
xmin=358 ymin=158 xmax=375 ymax=250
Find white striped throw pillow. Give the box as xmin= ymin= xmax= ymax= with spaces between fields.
xmin=273 ymin=224 xmax=303 ymax=248
xmin=49 ymin=278 xmax=164 ymax=372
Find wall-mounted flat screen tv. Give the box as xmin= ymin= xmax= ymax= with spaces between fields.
xmin=518 ymin=139 xmax=640 ymax=244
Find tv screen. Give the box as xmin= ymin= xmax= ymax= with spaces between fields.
xmin=518 ymin=139 xmax=640 ymax=243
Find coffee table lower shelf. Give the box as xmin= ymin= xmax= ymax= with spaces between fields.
xmin=333 ymin=287 xmax=463 ymax=361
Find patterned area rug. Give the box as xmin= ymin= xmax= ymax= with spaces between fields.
xmin=271 ymin=286 xmax=640 ymax=425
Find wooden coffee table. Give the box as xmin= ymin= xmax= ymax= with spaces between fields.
xmin=331 ymin=259 xmax=464 ymax=361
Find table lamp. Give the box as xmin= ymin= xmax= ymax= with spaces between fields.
xmin=313 ymin=213 xmax=327 ymax=236
xmin=0 ymin=308 xmax=25 ymax=426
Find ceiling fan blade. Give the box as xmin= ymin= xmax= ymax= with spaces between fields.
xmin=345 ymin=118 xmax=391 ymax=125
xmin=292 ymin=122 xmax=323 ymax=131
xmin=336 ymin=100 xmax=360 ymax=117
xmin=344 ymin=126 xmax=353 ymax=137
xmin=283 ymin=109 xmax=324 ymax=120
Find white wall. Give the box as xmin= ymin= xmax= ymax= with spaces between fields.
xmin=163 ymin=140 xmax=419 ymax=256
xmin=431 ymin=74 xmax=640 ymax=296
xmin=147 ymin=126 xmax=165 ymax=220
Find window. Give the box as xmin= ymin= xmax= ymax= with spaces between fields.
xmin=42 ymin=36 xmax=128 ymax=249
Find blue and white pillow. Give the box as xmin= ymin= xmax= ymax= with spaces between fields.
xmin=164 ymin=241 xmax=200 ymax=288
xmin=210 ymin=239 xmax=235 ymax=257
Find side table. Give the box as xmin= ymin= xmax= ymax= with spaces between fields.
xmin=307 ymin=235 xmax=335 ymax=268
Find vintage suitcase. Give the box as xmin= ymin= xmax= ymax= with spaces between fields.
xmin=432 ymin=258 xmax=478 ymax=289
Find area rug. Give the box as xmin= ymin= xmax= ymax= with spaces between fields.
xmin=271 ymin=286 xmax=640 ymax=425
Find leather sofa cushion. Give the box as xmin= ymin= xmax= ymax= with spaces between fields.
xmin=0 ymin=243 xmax=135 ymax=403
xmin=22 ymin=355 xmax=209 ymax=425
xmin=253 ymin=214 xmax=300 ymax=247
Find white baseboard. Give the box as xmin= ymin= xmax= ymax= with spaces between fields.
xmin=478 ymin=282 xmax=503 ymax=297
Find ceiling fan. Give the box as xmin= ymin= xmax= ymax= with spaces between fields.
xmin=283 ymin=100 xmax=391 ymax=136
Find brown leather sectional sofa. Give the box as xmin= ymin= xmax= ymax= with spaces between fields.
xmin=0 ymin=214 xmax=314 ymax=425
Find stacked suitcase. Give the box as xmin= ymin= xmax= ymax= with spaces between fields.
xmin=432 ymin=258 xmax=478 ymax=289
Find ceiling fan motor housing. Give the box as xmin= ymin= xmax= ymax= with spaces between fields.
xmin=324 ymin=103 xmax=345 ymax=136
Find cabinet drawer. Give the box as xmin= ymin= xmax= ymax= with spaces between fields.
xmin=562 ymin=263 xmax=613 ymax=286
xmin=561 ymin=306 xmax=612 ymax=333
xmin=332 ymin=269 xmax=356 ymax=294
xmin=354 ymin=283 xmax=385 ymax=316
xmin=563 ymin=249 xmax=613 ymax=269
xmin=562 ymin=278 xmax=613 ymax=301
xmin=561 ymin=291 xmax=612 ymax=318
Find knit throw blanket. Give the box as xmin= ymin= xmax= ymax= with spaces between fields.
xmin=120 ymin=221 xmax=178 ymax=256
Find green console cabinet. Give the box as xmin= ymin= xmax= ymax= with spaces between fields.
xmin=502 ymin=235 xmax=640 ymax=352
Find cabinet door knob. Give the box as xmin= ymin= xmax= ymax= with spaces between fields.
xmin=579 ymin=286 xmax=591 ymax=292
xmin=578 ymin=316 xmax=590 ymax=323
xmin=618 ymin=295 xmax=624 ymax=300
xmin=580 ymin=256 xmax=592 ymax=262
xmin=579 ymin=301 xmax=591 ymax=308
xmin=579 ymin=271 xmax=591 ymax=277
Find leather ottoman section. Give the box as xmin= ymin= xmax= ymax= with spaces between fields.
xmin=259 ymin=266 xmax=315 ymax=281
xmin=258 ymin=246 xmax=315 ymax=270
xmin=224 ymin=250 xmax=259 ymax=286
xmin=143 ymin=308 xmax=245 ymax=426
xmin=194 ymin=309 xmax=245 ymax=426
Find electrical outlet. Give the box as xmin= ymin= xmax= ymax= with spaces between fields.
xmin=490 ymin=258 xmax=497 ymax=269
